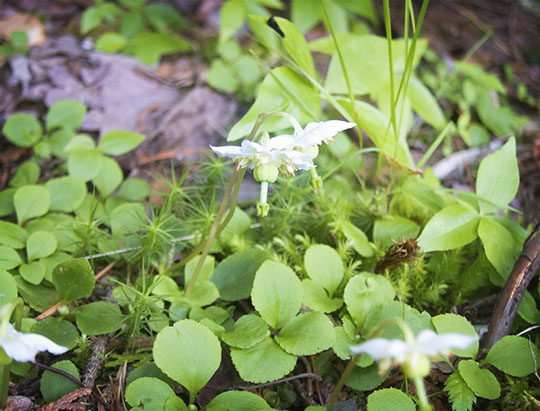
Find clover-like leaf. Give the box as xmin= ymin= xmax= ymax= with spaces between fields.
xmin=275 ymin=311 xmax=335 ymax=356
xmin=251 ymin=260 xmax=303 ymax=330
xmin=230 ymin=336 xmax=297 ymax=383
xmin=153 ymin=320 xmax=221 ymax=403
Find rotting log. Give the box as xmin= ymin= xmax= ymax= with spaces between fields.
xmin=483 ymin=223 xmax=540 ymax=349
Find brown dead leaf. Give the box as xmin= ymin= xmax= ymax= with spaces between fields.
xmin=0 ymin=13 xmax=46 ymax=47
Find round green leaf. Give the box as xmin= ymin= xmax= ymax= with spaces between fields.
xmin=0 ymin=269 xmax=18 ymax=306
xmin=153 ymin=320 xmax=221 ymax=401
xmin=92 ymin=156 xmax=123 ymax=196
xmin=210 ymin=249 xmax=269 ymax=301
xmin=458 ymin=360 xmax=500 ymax=400
xmin=0 ymin=221 xmax=27 ymax=249
xmin=206 ymin=391 xmax=272 ymax=411
xmin=275 ymin=311 xmax=336 ymax=356
xmin=418 ymin=205 xmax=479 ymax=252
xmin=32 ymin=317 xmax=79 ymax=350
xmin=40 ymin=360 xmax=79 ymax=403
xmin=52 ymin=259 xmax=95 ymax=301
xmin=14 ymin=185 xmax=50 ymax=224
xmin=373 ymin=215 xmax=420 ymax=249
xmin=0 ymin=188 xmax=16 ymax=217
xmin=0 ymin=246 xmax=22 ymax=270
xmin=75 ymin=301 xmax=124 ymax=335
xmin=341 ymin=221 xmax=374 ymax=257
xmin=367 ymin=388 xmax=415 ymax=411
xmin=189 ymin=280 xmax=219 ymax=306
xmin=302 ymin=279 xmax=343 ymax=313
xmin=19 ymin=261 xmax=46 ymax=285
xmin=46 ymin=100 xmax=87 ymax=131
xmin=251 ymin=260 xmax=303 ymax=330
xmin=46 ymin=176 xmax=87 ymax=212
xmin=9 ymin=161 xmax=40 ymax=188
xmin=98 ymin=130 xmax=145 ymax=155
xmin=117 ymin=178 xmax=150 ymax=201
xmin=221 ymin=314 xmax=269 ymax=349
xmin=230 ymin=336 xmax=297 ymax=383
xmin=484 ymin=336 xmax=539 ymax=377
xmin=67 ymin=149 xmax=104 ymax=182
xmin=432 ymin=314 xmax=478 ymax=358
xmin=2 ymin=113 xmax=42 ymax=147
xmin=125 ymin=377 xmax=185 ymax=410
xmin=27 ymin=231 xmax=57 ymax=261
xmin=96 ymin=32 xmax=127 ymax=52
xmin=304 ymin=244 xmax=344 ymax=296
xmin=344 ymin=273 xmax=385 ymax=330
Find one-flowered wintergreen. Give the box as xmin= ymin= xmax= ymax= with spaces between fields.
xmin=211 ymin=117 xmax=356 ymax=216
xmin=0 ymin=323 xmax=68 ymax=362
xmin=350 ymin=329 xmax=477 ymax=378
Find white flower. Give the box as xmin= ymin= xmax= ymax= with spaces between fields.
xmin=350 ymin=329 xmax=477 ymax=360
xmin=350 ymin=329 xmax=477 ymax=378
xmin=210 ymin=138 xmax=315 ymax=176
xmin=273 ymin=120 xmax=357 ymax=150
xmin=0 ymin=323 xmax=68 ymax=362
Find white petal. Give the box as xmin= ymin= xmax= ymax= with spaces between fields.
xmin=350 ymin=338 xmax=409 ymax=360
xmin=210 ymin=145 xmax=243 ymax=159
xmin=296 ymin=120 xmax=356 ymax=149
xmin=415 ymin=330 xmax=477 ymax=356
xmin=0 ymin=324 xmax=68 ymax=362
xmin=267 ymin=135 xmax=296 ymax=150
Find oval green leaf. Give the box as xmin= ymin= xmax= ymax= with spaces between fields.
xmin=251 ymin=260 xmax=303 ymax=330
xmin=418 ymin=205 xmax=479 ymax=252
xmin=458 ymin=360 xmax=500 ymax=400
xmin=14 ymin=185 xmax=50 ymax=224
xmin=230 ymin=336 xmax=297 ymax=383
xmin=98 ymin=130 xmax=145 ymax=155
xmin=40 ymin=360 xmax=80 ymax=403
xmin=92 ymin=156 xmax=123 ymax=196
xmin=27 ymin=231 xmax=57 ymax=261
xmin=46 ymin=100 xmax=87 ymax=131
xmin=52 ymin=259 xmax=95 ymax=301
xmin=0 ymin=221 xmax=27 ymax=249
xmin=19 ymin=261 xmax=46 ymax=285
xmin=484 ymin=336 xmax=539 ymax=377
xmin=367 ymin=388 xmax=415 ymax=411
xmin=221 ymin=314 xmax=269 ymax=349
xmin=2 ymin=113 xmax=42 ymax=147
xmin=9 ymin=161 xmax=40 ymax=188
xmin=46 ymin=176 xmax=87 ymax=212
xmin=275 ymin=311 xmax=336 ymax=356
xmin=0 ymin=246 xmax=22 ymax=270
xmin=75 ymin=301 xmax=124 ymax=335
xmin=0 ymin=269 xmax=18 ymax=306
xmin=206 ymin=391 xmax=272 ymax=411
xmin=432 ymin=313 xmax=478 ymax=358
xmin=153 ymin=320 xmax=221 ymax=402
xmin=304 ymin=244 xmax=344 ymax=297
xmin=302 ymin=279 xmax=343 ymax=313
xmin=125 ymin=377 xmax=185 ymax=410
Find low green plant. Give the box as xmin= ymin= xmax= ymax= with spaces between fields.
xmin=81 ymin=0 xmax=191 ymax=64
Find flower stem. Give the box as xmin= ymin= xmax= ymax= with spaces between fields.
xmin=257 ymin=182 xmax=270 ymax=217
xmin=413 ymin=375 xmax=432 ymax=411
xmin=327 ymin=354 xmax=360 ymax=411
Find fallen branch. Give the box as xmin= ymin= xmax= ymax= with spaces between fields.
xmin=483 ymin=223 xmax=540 ymax=349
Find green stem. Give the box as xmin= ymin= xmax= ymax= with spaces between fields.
xmin=327 ymin=354 xmax=361 ymax=411
xmin=0 ymin=300 xmax=24 ymax=408
xmin=414 ymin=375 xmax=432 ymax=411
xmin=416 ymin=122 xmax=453 ymax=169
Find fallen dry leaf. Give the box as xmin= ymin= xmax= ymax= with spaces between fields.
xmin=0 ymin=13 xmax=46 ymax=47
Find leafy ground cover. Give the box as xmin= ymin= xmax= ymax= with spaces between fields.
xmin=0 ymin=0 xmax=539 ymax=410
